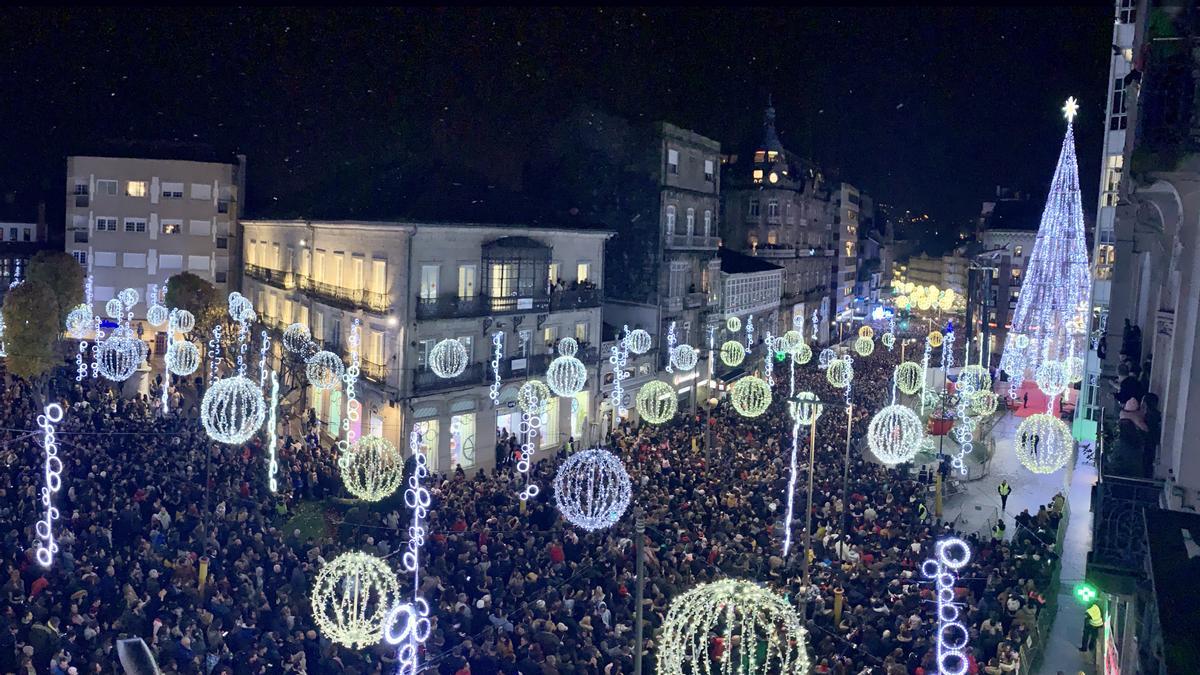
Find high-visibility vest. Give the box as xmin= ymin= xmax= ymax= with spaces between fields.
xmin=918 ymin=503 xmax=928 ymax=520
xmin=998 ymin=482 xmax=1011 ymax=496
xmin=1086 ymin=604 xmax=1103 ymax=627
xmin=992 ymin=525 xmax=1003 ymax=540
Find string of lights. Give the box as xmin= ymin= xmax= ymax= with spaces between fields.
xmin=34 ymin=403 xmax=64 ymax=569
xmin=923 ymin=537 xmax=973 ymax=675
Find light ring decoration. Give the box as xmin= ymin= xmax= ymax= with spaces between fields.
xmin=881 ymin=332 xmax=896 ymax=350
xmin=175 ymin=310 xmax=196 ymax=334
xmin=383 ymin=599 xmax=432 ymax=675
xmin=429 ymin=338 xmax=468 ymax=379
xmin=780 ymin=330 xmax=804 ymax=353
xmin=826 ymin=358 xmax=854 ymax=389
xmin=924 ymin=537 xmax=973 ymax=675
xmin=867 ymin=404 xmax=925 ymax=466
xmin=35 ymin=403 xmax=64 ymax=568
xmin=625 ymin=328 xmax=652 ymax=355
xmin=1065 ymin=355 xmax=1085 ymax=384
xmin=201 ymin=375 xmax=267 ymax=445
xmin=895 ymin=362 xmax=924 ymax=396
xmin=854 ymin=336 xmax=875 ymax=357
xmin=146 ymin=304 xmax=169 ymax=328
xmin=556 ymin=336 xmax=579 ymax=358
xmin=65 ymin=304 xmax=93 ymax=339
xmin=1015 ymin=413 xmax=1074 ymax=474
xmin=1034 ymin=359 xmax=1069 ymax=398
xmin=635 ymin=379 xmax=678 ymax=425
xmin=310 ymin=551 xmax=402 ymax=649
xmin=166 ymin=340 xmax=201 ymax=376
xmin=969 ymin=390 xmax=999 ymax=417
xmin=518 ymin=380 xmax=551 ymax=415
xmin=671 ymin=344 xmax=698 ymax=371
xmin=794 ymin=341 xmax=813 ymax=365
xmin=818 ymin=348 xmax=836 ymax=369
xmin=341 ymin=435 xmax=404 ymax=501
xmin=726 ymin=315 xmax=742 ymax=332
xmin=96 ymin=335 xmax=147 ymax=381
xmin=283 ymin=322 xmax=312 ymax=353
xmin=719 ymin=340 xmax=745 ymax=367
xmin=546 ymin=355 xmax=588 ymax=397
xmin=489 ymin=332 xmax=503 ymax=402
xmin=387 ymin=424 xmax=433 ymax=674
xmin=552 ymin=447 xmax=632 ymax=531
xmin=790 ymin=391 xmax=823 ymax=426
xmin=731 ymin=376 xmax=772 ymax=418
xmin=104 ymin=298 xmax=123 ymax=319
xmin=927 ymin=331 xmax=944 ymax=348
xmin=266 ymin=371 xmax=280 ymax=492
xmin=958 ymin=364 xmax=991 ymax=394
xmin=858 ymin=325 xmax=874 ymax=339
xmin=657 ymin=579 xmax=810 ymax=675
xmin=306 ymin=350 xmax=345 ymax=390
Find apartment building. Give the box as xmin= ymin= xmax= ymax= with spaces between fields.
xmin=717 ymin=247 xmax=783 ymax=339
xmin=978 ymin=190 xmax=1041 ymax=363
xmin=65 ymin=154 xmax=244 ymax=332
xmin=0 ymin=204 xmax=52 ymax=301
xmin=240 ymin=219 xmax=611 ymax=472
xmin=833 ymin=183 xmax=864 ymax=329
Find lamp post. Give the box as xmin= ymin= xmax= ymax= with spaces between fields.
xmin=704 ymin=395 xmax=718 ymax=463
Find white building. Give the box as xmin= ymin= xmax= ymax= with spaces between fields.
xmin=833 ymin=183 xmax=861 ymax=327
xmin=240 ymin=219 xmax=611 ymax=473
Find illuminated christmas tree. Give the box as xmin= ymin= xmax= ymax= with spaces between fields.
xmin=999 ymin=98 xmax=1091 ymax=395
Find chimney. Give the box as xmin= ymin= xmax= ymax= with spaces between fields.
xmin=36 ymin=201 xmax=46 ymax=242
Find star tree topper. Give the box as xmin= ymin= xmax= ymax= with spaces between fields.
xmin=1063 ymin=96 xmax=1079 ymax=122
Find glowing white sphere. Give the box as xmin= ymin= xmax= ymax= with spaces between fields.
xmin=118 ymin=288 xmax=139 ymax=308
xmin=859 ymin=325 xmax=875 ymax=339
xmin=175 ymin=310 xmax=195 ymax=333
xmin=201 ymin=375 xmax=267 ymax=445
xmin=726 ymin=316 xmax=742 ymax=332
xmin=927 ymin=331 xmax=944 ymax=348
xmin=1066 ymin=355 xmax=1085 ymax=384
xmin=1014 ymin=333 xmax=1030 ymax=350
xmin=818 ymin=348 xmax=836 ymax=368
xmin=166 ymin=340 xmax=200 ymax=376
xmin=306 ymin=351 xmax=345 ymax=390
xmin=104 ymin=299 xmax=123 ymax=319
xmin=518 ymin=380 xmax=551 ymax=414
xmin=96 ymin=335 xmax=147 ymax=381
xmin=146 ymin=304 xmax=169 ymax=328
xmin=1035 ymin=360 xmax=1069 ymax=398
xmin=854 ymin=336 xmax=875 ymax=357
xmin=970 ymin=390 xmax=999 ymax=417
xmin=731 ymin=376 xmax=772 ymax=418
xmin=658 ymin=579 xmax=810 ymax=675
xmin=626 ymin=328 xmax=652 ymax=355
xmin=881 ymin=332 xmax=896 ymax=349
xmin=429 ymin=338 xmax=468 ymax=379
xmin=958 ymin=365 xmax=991 ymax=393
xmin=310 ymin=551 xmax=401 ymax=649
xmin=65 ymin=304 xmax=92 ymax=339
xmin=546 ymin=355 xmax=588 ymax=397
xmin=671 ymin=344 xmax=698 ymax=371
xmin=226 ymin=292 xmax=254 ymax=322
xmin=827 ymin=359 xmax=853 ymax=388
xmin=719 ymin=340 xmax=745 ymax=367
xmin=557 ymin=336 xmax=579 ymax=357
xmin=635 ymin=380 xmax=677 ymax=425
xmin=868 ymin=404 xmax=925 ymax=465
xmin=780 ymin=330 xmax=804 ymax=353
xmin=1015 ymin=413 xmax=1074 ymax=474
xmin=790 ymin=391 xmax=823 ymax=426
xmin=895 ymin=362 xmax=923 ymax=395
xmin=283 ymin=323 xmax=312 ymax=353
xmin=553 ymin=447 xmax=632 ymax=531
xmin=794 ymin=341 xmax=813 ymax=365
xmin=341 ymin=435 xmax=404 ymax=501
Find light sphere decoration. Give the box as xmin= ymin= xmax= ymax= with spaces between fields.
xmin=626 ymin=328 xmax=652 ymax=355
xmin=726 ymin=315 xmax=741 ymax=332
xmin=341 ymin=435 xmax=404 ymax=501
xmin=556 ymin=336 xmax=579 ymax=357
xmin=117 ymin=288 xmax=139 ymax=308
xmin=826 ymin=358 xmax=853 ymax=389
xmin=546 ymin=355 xmax=588 ymax=397
xmin=201 ymin=375 xmax=267 ymax=445
xmin=854 ymin=336 xmax=875 ymax=357
xmin=146 ymin=304 xmax=169 ymax=328
xmin=794 ymin=341 xmax=813 ymax=365
xmin=306 ymin=350 xmax=345 ymax=390
xmin=970 ymin=390 xmax=999 ymax=417
xmin=1014 ymin=333 xmax=1030 ymax=350
xmin=671 ymin=344 xmax=698 ymax=371
xmin=881 ymin=332 xmax=896 ymax=350
xmin=104 ymin=298 xmax=123 ymax=319
xmin=780 ymin=330 xmax=804 ymax=353
xmin=958 ymin=365 xmax=991 ymax=394
xmin=96 ymin=335 xmax=147 ymax=381
xmin=166 ymin=340 xmax=201 ymax=376
xmin=1066 ymin=355 xmax=1085 ymax=384
xmin=731 ymin=376 xmax=772 ymax=418
xmin=429 ymin=338 xmax=468 ymax=379
xmin=1034 ymin=359 xmax=1069 ymax=398
xmin=859 ymin=325 xmax=874 ymax=339
xmin=868 ymin=404 xmax=925 ymax=465
xmin=310 ymin=551 xmax=402 ymax=649
xmin=719 ymin=340 xmax=745 ymax=367
xmin=552 ymin=447 xmax=632 ymax=531
xmin=65 ymin=305 xmax=92 ymax=339
xmin=518 ymin=380 xmax=551 ymax=414
xmin=817 ymin=348 xmax=836 ymax=369
xmin=283 ymin=323 xmax=312 ymax=353
xmin=175 ymin=310 xmax=195 ymax=333
xmin=657 ymin=579 xmax=810 ymax=675
xmin=917 ymin=294 xmax=933 ymax=311
xmin=635 ymin=379 xmax=677 ymax=425
xmin=227 ymin=292 xmax=255 ymax=322
xmin=927 ymin=331 xmax=944 ymax=348
xmin=1015 ymin=413 xmax=1074 ymax=474
xmin=790 ymin=391 xmax=823 ymax=426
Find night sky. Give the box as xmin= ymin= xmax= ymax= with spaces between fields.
xmin=0 ymin=8 xmax=1111 ymax=233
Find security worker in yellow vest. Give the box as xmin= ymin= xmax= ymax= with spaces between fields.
xmin=1080 ymin=601 xmax=1103 ymax=652
xmin=991 ymin=520 xmax=1005 ymax=542
xmin=998 ymin=479 xmax=1012 ymax=512
xmin=917 ymin=502 xmax=928 ymax=523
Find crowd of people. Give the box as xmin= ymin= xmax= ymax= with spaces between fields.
xmin=0 ymin=342 xmax=1064 ymax=674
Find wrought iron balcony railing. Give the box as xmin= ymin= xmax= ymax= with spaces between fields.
xmin=245 ymin=264 xmax=296 ymax=290
xmin=413 ymin=362 xmax=484 ymax=394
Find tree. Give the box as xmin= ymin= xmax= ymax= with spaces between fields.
xmin=165 ymin=272 xmax=223 ymax=335
xmin=2 ymin=282 xmax=61 ymax=382
xmin=24 ymin=251 xmax=84 ymax=324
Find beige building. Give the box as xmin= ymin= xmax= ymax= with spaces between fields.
xmin=65 ymin=155 xmax=244 ymax=337
xmin=833 ymin=183 xmax=862 ymax=326
xmin=240 ymin=219 xmax=611 ymax=473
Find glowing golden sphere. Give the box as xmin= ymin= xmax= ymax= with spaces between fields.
xmin=927 ymin=331 xmax=944 ymax=348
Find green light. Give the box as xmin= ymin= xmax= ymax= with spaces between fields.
xmin=775 ymin=351 xmax=787 ymax=362
xmin=1074 ymin=582 xmax=1097 ymax=605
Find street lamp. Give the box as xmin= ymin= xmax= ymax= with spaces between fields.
xmin=704 ymin=396 xmax=718 ymax=462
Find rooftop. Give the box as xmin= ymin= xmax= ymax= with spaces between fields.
xmin=69 ymin=139 xmax=242 ymax=166
xmin=718 ymin=246 xmax=784 ymax=274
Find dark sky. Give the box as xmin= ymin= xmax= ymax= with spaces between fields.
xmin=0 ymin=7 xmax=1111 ymax=228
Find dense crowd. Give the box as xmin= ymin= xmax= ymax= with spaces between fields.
xmin=0 ymin=344 xmax=1063 ymax=674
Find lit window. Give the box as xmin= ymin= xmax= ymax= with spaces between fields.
xmin=1014 ymin=246 xmax=1023 ymax=257
xmin=576 ymin=263 xmax=590 ymax=283
xmin=753 ymin=169 xmax=764 ymax=182
xmin=767 ymin=231 xmax=778 ymax=245
xmin=665 ymin=205 xmax=676 ymax=233
xmin=126 ymin=181 xmax=147 ymax=197
xmin=668 ymin=149 xmax=679 ymax=175
xmin=704 ymin=159 xmax=715 ymax=182
xmin=1012 ymin=268 xmax=1021 ymax=279
xmin=162 ymin=221 xmax=181 ymax=235
xmin=704 ymin=210 xmax=713 ymax=236
xmin=686 ymin=208 xmax=695 ymax=234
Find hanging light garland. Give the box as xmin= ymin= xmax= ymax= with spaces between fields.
xmin=625 ymin=328 xmax=652 ymax=355
xmin=489 ymin=332 xmax=503 ymax=404
xmin=783 ymin=392 xmax=822 ymax=556
xmin=854 ymin=336 xmax=875 ymax=357
xmin=553 ymin=447 xmax=632 ymax=531
xmin=311 ymin=551 xmax=401 ymax=649
xmin=610 ymin=339 xmax=629 ymax=418
xmin=34 ymin=403 xmax=64 ymax=568
xmin=719 ymin=340 xmax=745 ymax=367
xmin=731 ymin=375 xmax=772 ymax=417
xmin=671 ymin=344 xmax=698 ymax=371
xmin=341 ymin=435 xmax=404 ymax=501
xmin=384 ymin=424 xmax=433 ymax=675
xmin=1015 ymin=413 xmax=1074 ymax=474
xmin=868 ymin=404 xmax=925 ymax=466
xmin=827 ymin=358 xmax=854 ymax=389
xmin=745 ymin=315 xmax=754 ymax=354
xmin=429 ymin=338 xmax=468 ymax=379
xmin=546 ymin=355 xmax=588 ymax=397
xmin=665 ymin=321 xmax=676 ymax=373
xmin=307 ymin=350 xmax=345 ymax=390
xmin=923 ymin=537 xmax=973 ymax=675
xmin=283 ymin=322 xmax=313 ymax=354
xmin=882 ymin=332 xmax=896 ymax=350
xmin=265 ymin=370 xmax=280 ymax=491
xmin=657 ymin=579 xmax=810 ymax=675
xmin=635 ymin=379 xmax=677 ymax=424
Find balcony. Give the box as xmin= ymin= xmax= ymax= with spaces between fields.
xmin=499 ymin=353 xmax=553 ymax=378
xmin=413 ymin=362 xmax=484 ymax=394
xmin=415 ymin=294 xmax=551 ymax=321
xmin=360 ymin=358 xmax=388 ymax=384
xmin=245 ymin=264 xmax=296 ymax=290
xmin=665 ymin=233 xmax=719 ymax=250
xmin=549 ymin=286 xmax=601 ymax=312
xmin=685 ymin=292 xmax=706 ymax=308
xmin=298 ymin=277 xmax=388 ymax=315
